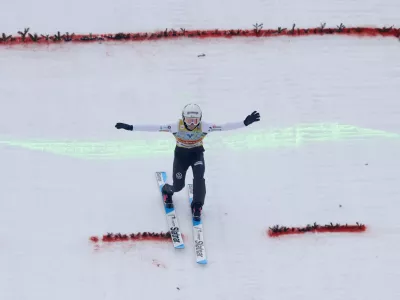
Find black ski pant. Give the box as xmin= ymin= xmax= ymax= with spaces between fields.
xmin=170 ymin=149 xmax=206 ymax=209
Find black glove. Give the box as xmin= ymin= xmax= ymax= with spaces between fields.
xmin=115 ymin=122 xmax=133 ymax=130
xmin=244 ymin=111 xmax=260 ymax=126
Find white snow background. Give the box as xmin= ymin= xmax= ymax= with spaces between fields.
xmin=1 ymin=0 xmax=400 ymax=299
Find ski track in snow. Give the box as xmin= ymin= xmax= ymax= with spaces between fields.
xmin=1 ymin=0 xmax=400 ymax=299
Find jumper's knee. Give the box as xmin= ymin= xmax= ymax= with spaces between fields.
xmin=192 ymin=160 xmax=205 ymax=179
xmin=173 ymin=178 xmax=185 ymax=192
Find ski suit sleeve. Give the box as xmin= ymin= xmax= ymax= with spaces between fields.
xmin=202 ymin=121 xmax=246 ymax=133
xmin=132 ymin=123 xmax=178 ymax=133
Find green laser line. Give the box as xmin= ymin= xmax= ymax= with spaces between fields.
xmin=0 ymin=123 xmax=398 ymax=160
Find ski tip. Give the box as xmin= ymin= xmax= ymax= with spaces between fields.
xmin=175 ymin=244 xmax=185 ymax=249
xmin=155 ymin=171 xmax=167 ymax=181
xmin=188 ymin=184 xmax=193 ymax=204
xmin=197 ymin=259 xmax=208 ymax=265
xmin=161 ymin=172 xmax=167 ymax=182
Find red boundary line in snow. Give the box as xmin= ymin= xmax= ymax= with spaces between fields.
xmin=268 ymin=223 xmax=367 ymax=237
xmin=1 ymin=25 xmax=399 ymax=45
xmin=90 ymin=231 xmax=180 ymax=243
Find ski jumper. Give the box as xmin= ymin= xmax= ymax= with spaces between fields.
xmin=130 ymin=119 xmax=246 ymax=208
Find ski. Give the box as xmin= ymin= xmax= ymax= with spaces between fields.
xmin=155 ymin=172 xmax=185 ymax=249
xmin=188 ymin=183 xmax=207 ymax=264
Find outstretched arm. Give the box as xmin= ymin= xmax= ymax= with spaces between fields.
xmin=115 ymin=122 xmax=177 ymax=133
xmin=203 ymin=111 xmax=260 ymax=133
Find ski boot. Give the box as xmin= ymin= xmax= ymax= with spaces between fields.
xmin=161 ymin=184 xmax=174 ymax=209
xmin=191 ymin=203 xmax=202 ymax=221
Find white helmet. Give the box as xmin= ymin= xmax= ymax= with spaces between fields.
xmin=182 ymin=103 xmax=202 ymax=127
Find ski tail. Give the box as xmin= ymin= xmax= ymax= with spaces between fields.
xmin=155 ymin=172 xmax=185 ymax=249
xmin=188 ymin=183 xmax=207 ymax=264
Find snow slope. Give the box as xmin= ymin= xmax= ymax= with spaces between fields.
xmin=1 ymin=0 xmax=400 ymax=300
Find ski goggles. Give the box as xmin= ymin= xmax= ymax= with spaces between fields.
xmin=184 ymin=117 xmax=200 ymax=125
